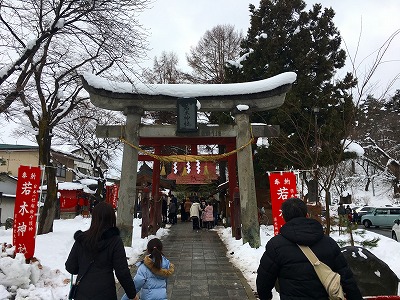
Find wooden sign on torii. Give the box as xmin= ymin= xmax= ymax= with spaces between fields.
xmin=81 ymin=72 xmax=296 ymax=248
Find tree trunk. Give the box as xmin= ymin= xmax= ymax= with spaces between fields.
xmin=365 ymin=177 xmax=371 ymax=191
xmin=37 ymin=120 xmax=57 ymax=235
xmin=324 ymin=189 xmax=331 ymax=235
xmin=96 ymin=178 xmax=106 ymax=202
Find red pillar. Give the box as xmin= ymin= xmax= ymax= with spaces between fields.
xmin=233 ymin=186 xmax=242 ymax=240
xmin=190 ymin=144 xmax=197 ymax=155
xmin=141 ymin=187 xmax=150 ymax=238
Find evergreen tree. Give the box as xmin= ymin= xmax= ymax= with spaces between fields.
xmin=226 ymin=0 xmax=357 ymax=174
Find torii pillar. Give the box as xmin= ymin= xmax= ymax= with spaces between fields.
xmin=118 ymin=107 xmax=142 ymax=245
xmin=81 ymin=72 xmax=296 ymax=248
xmin=235 ymin=111 xmax=260 ymax=247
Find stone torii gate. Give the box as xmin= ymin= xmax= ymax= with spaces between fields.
xmin=81 ymin=72 xmax=296 ymax=248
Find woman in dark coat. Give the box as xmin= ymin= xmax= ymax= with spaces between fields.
xmin=256 ymin=198 xmax=362 ymax=300
xmin=65 ymin=202 xmax=136 ymax=300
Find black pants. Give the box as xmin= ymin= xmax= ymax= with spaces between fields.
xmin=192 ymin=216 xmax=200 ymax=229
xmin=169 ymin=213 xmax=177 ymax=224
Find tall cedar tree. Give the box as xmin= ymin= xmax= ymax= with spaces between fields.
xmin=226 ymin=0 xmax=357 ymax=177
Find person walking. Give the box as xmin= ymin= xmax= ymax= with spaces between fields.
xmin=200 ymin=198 xmax=207 ymax=228
xmin=121 ymin=238 xmax=174 ymax=300
xmin=345 ymin=205 xmax=352 ymax=222
xmin=161 ymin=195 xmax=168 ymax=224
xmin=168 ymin=198 xmax=177 ymax=225
xmin=256 ymin=197 xmax=362 ymax=300
xmin=203 ymin=201 xmax=214 ymax=229
xmin=210 ymin=196 xmax=219 ymax=226
xmin=190 ymin=200 xmax=202 ymax=230
xmin=180 ymin=200 xmax=186 ymax=222
xmin=184 ymin=197 xmax=192 ymax=222
xmin=338 ymin=202 xmax=347 ymax=232
xmin=65 ymin=202 xmax=136 ymax=300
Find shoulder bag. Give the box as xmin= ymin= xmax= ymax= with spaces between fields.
xmin=68 ymin=259 xmax=95 ymax=300
xmin=297 ymin=245 xmax=345 ymax=300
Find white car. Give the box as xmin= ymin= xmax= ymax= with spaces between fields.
xmin=392 ymin=219 xmax=400 ymax=241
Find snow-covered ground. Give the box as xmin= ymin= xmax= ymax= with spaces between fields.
xmin=0 ymin=185 xmax=399 ymax=299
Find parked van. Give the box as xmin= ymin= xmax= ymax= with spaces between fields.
xmin=361 ymin=207 xmax=400 ymax=228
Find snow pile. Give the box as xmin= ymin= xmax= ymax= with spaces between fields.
xmin=0 ymin=217 xmax=168 ymax=299
xmin=0 ymin=253 xmax=67 ymax=299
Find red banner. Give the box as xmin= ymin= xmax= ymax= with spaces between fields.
xmin=269 ymin=172 xmax=297 ymax=235
xmin=110 ymin=184 xmax=119 ymax=209
xmin=13 ymin=165 xmax=41 ymax=260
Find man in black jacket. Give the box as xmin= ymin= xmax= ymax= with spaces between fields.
xmin=256 ymin=197 xmax=362 ymax=300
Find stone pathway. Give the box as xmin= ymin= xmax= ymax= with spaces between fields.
xmin=117 ymin=221 xmax=256 ymax=300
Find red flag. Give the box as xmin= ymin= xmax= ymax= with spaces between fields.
xmin=13 ymin=165 xmax=41 ymax=260
xmin=269 ymin=172 xmax=298 ymax=235
xmin=111 ymin=184 xmax=119 ymax=209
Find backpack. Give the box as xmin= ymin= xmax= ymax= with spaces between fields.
xmin=298 ymin=245 xmax=345 ymax=300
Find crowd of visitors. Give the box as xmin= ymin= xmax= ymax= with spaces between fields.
xmin=161 ymin=194 xmax=220 ymax=230
xmin=338 ymin=203 xmax=358 ymax=225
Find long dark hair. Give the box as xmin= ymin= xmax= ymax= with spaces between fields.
xmin=83 ymin=201 xmax=116 ymax=252
xmin=147 ymin=238 xmax=163 ymax=269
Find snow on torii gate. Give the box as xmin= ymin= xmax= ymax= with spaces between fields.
xmin=81 ymin=72 xmax=296 ymax=248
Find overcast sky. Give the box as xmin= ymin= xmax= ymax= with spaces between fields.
xmin=138 ymin=0 xmax=400 ymax=96
xmin=1 ymin=0 xmax=399 ymax=146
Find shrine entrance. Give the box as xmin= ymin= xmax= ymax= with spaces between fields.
xmin=82 ymin=72 xmax=296 ymax=248
xmin=128 ymin=136 xmax=240 ymax=240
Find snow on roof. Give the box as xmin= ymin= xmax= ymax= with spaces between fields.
xmin=2 ymin=193 xmax=16 ymax=198
xmin=57 ymin=182 xmax=85 ymax=190
xmin=82 ymin=72 xmax=297 ymax=97
xmin=41 ymin=181 xmax=96 ymax=194
xmin=51 ymin=145 xmax=83 ymax=160
xmin=79 ymin=178 xmax=98 ymax=186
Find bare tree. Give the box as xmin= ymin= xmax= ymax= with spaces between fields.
xmin=142 ymin=51 xmax=185 ymax=84
xmin=53 ymin=103 xmax=125 ymax=201
xmin=0 ymin=0 xmax=150 ymax=234
xmin=142 ymin=51 xmax=187 ymax=124
xmin=187 ymin=24 xmax=243 ymax=84
xmin=344 ymin=29 xmax=400 ymax=103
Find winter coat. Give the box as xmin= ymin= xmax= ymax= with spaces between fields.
xmin=169 ymin=202 xmax=177 ymax=214
xmin=203 ymin=205 xmax=214 ymax=222
xmin=256 ymin=217 xmax=363 ymax=300
xmin=338 ymin=205 xmax=346 ymax=216
xmin=190 ymin=202 xmax=202 ymax=218
xmin=162 ymin=198 xmax=168 ymax=215
xmin=184 ymin=200 xmax=192 ymax=213
xmin=65 ymin=227 xmax=136 ymax=300
xmin=122 ymin=255 xmax=174 ymax=300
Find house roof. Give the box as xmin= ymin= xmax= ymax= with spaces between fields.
xmin=0 ymin=144 xmax=38 ymax=151
xmin=0 ymin=143 xmax=83 ymax=160
xmin=137 ymin=162 xmax=175 ymax=189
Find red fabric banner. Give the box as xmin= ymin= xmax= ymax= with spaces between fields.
xmin=59 ymin=190 xmax=80 ymax=210
xmin=13 ymin=165 xmax=41 ymax=260
xmin=110 ymin=184 xmax=119 ymax=209
xmin=269 ymin=172 xmax=298 ymax=235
